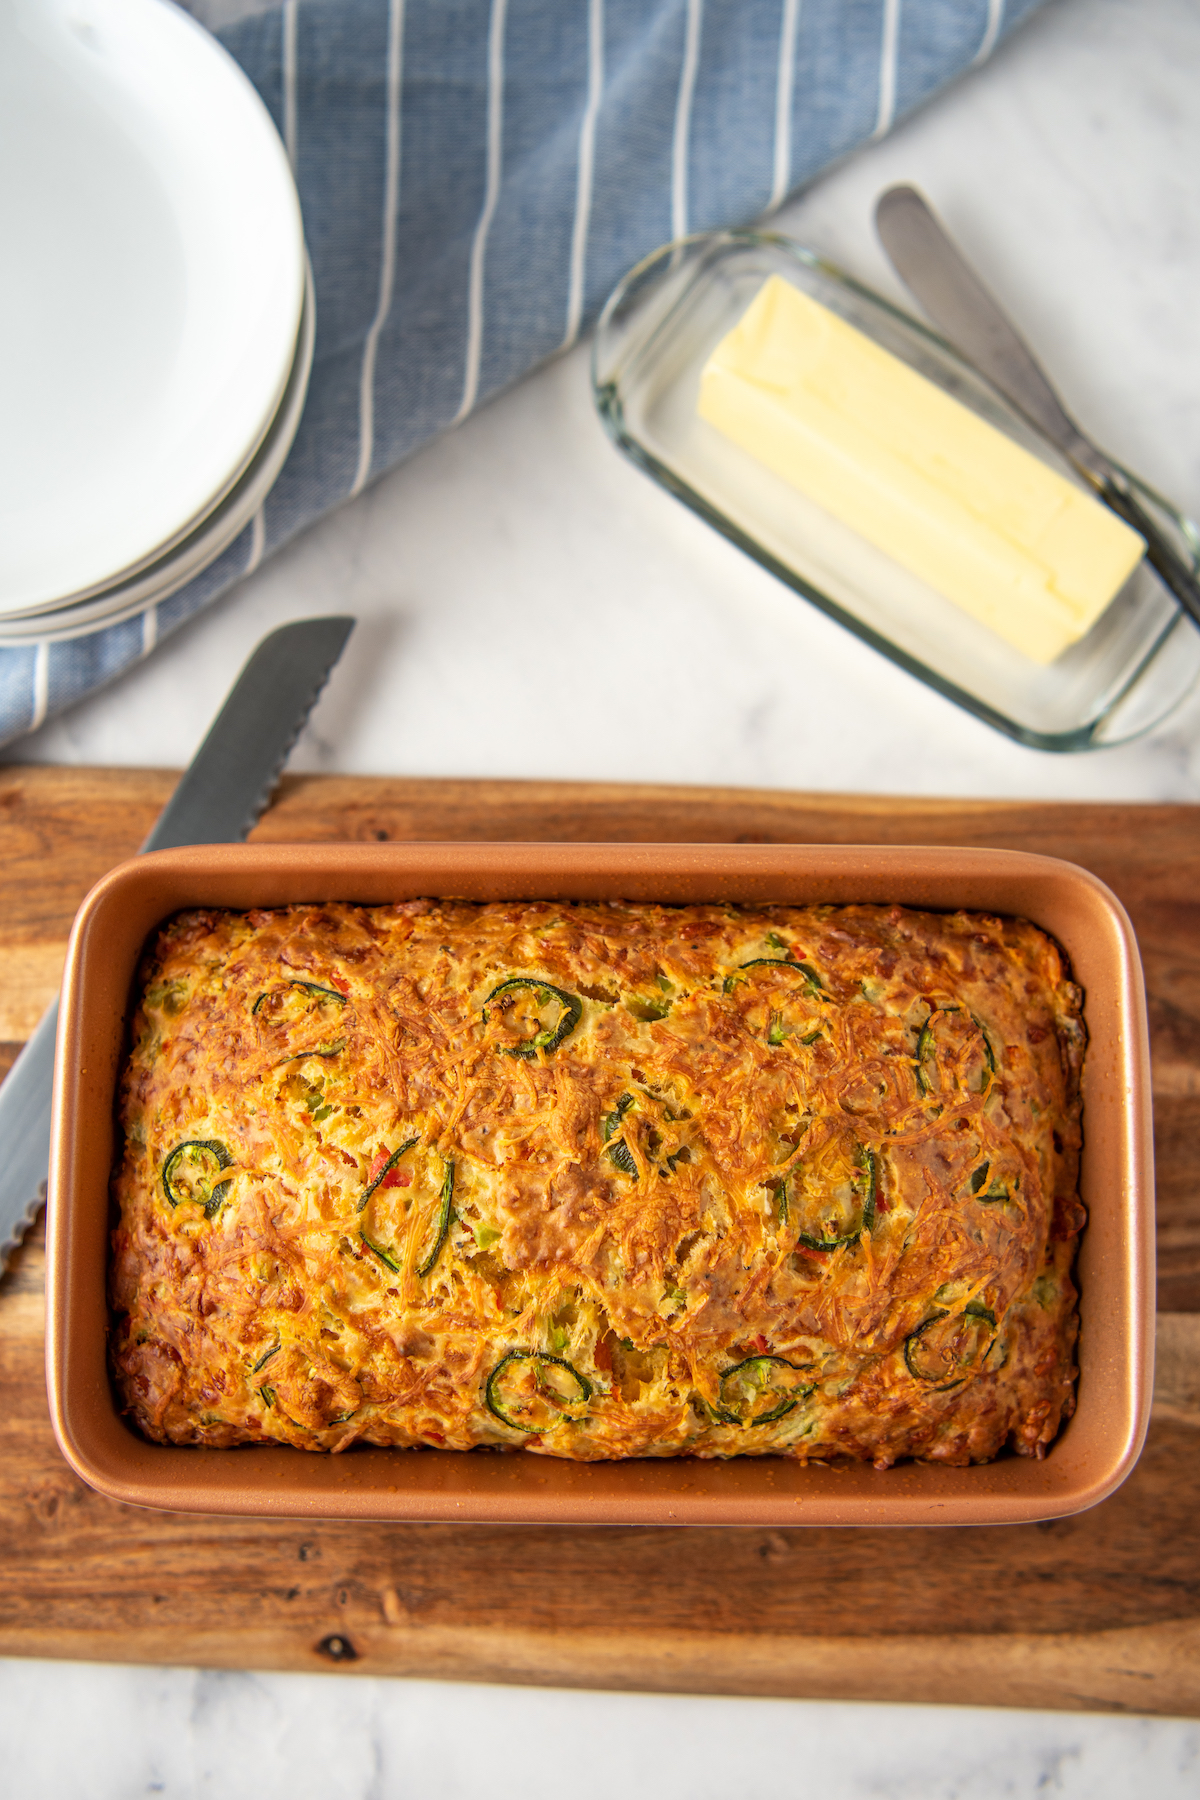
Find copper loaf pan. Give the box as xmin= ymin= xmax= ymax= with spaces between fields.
xmin=46 ymin=841 xmax=1154 ymax=1527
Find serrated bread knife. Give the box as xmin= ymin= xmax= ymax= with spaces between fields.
xmin=0 ymin=614 xmax=355 ymax=1273
xmin=874 ymin=183 xmax=1200 ymax=631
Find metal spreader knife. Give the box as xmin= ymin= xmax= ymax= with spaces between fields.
xmin=874 ymin=183 xmax=1200 ymax=631
xmin=0 ymin=614 xmax=355 ymax=1273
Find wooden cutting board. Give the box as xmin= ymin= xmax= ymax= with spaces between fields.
xmin=2 ymin=765 xmax=1199 ymax=1716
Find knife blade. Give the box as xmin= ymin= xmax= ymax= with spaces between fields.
xmin=0 ymin=614 xmax=355 ymax=1273
xmin=874 ymin=184 xmax=1200 ymax=631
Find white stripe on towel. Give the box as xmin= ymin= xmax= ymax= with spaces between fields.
xmin=351 ymin=0 xmax=406 ymax=498
xmin=769 ymin=0 xmax=801 ymax=211
xmin=561 ymin=0 xmax=605 ymax=351
xmin=871 ymin=0 xmax=900 ymax=141
xmin=972 ymin=0 xmax=1004 ymax=67
xmin=244 ymin=506 xmax=266 ymax=576
xmin=671 ymin=0 xmax=703 ymax=241
xmin=454 ymin=0 xmax=508 ymax=424
xmin=141 ymin=603 xmax=158 ymax=658
xmin=282 ymin=0 xmax=298 ymax=167
xmin=30 ymin=642 xmax=49 ymax=733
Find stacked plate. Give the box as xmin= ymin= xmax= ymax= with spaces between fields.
xmin=0 ymin=0 xmax=311 ymax=646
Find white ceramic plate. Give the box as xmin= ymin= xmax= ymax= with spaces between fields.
xmin=0 ymin=260 xmax=315 ymax=646
xmin=0 ymin=0 xmax=304 ymax=616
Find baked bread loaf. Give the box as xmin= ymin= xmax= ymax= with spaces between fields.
xmin=109 ymin=898 xmax=1085 ymax=1465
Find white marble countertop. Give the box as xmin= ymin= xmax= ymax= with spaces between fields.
xmin=5 ymin=0 xmax=1200 ymax=1792
xmin=14 ymin=0 xmax=1200 ymax=804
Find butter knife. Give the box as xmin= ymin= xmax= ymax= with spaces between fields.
xmin=874 ymin=183 xmax=1200 ymax=630
xmin=0 ymin=614 xmax=355 ymax=1273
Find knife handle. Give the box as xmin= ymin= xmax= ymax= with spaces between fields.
xmin=1096 ymin=475 xmax=1200 ymax=632
xmin=0 ymin=998 xmax=58 ymax=1271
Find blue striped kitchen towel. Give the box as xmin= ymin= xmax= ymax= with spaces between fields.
xmin=0 ymin=0 xmax=1044 ymax=749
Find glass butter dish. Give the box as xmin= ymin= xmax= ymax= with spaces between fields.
xmin=593 ymin=231 xmax=1200 ymax=750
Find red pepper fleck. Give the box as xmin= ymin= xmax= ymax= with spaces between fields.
xmin=367 ymin=1148 xmax=390 ymax=1184
xmin=331 ymin=975 xmax=351 ymax=996
xmin=381 ymin=1167 xmax=411 ymax=1189
xmin=752 ymin=1334 xmax=769 ymax=1355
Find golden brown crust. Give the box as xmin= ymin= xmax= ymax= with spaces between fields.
xmin=109 ymin=900 xmax=1084 ymax=1465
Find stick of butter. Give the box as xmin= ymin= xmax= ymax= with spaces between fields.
xmin=696 ymin=276 xmax=1144 ymax=664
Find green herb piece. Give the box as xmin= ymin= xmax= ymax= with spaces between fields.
xmin=1031 ymin=1274 xmax=1058 ymax=1310
xmin=250 ymin=1343 xmax=280 ymax=1375
xmin=144 ymin=979 xmax=189 ymax=1016
xmin=472 ymin=1220 xmax=502 ymax=1250
xmin=259 ymin=1384 xmax=277 ymax=1408
xmin=162 ymin=1140 xmax=234 ymax=1218
xmin=311 ymin=1103 xmax=333 ymax=1124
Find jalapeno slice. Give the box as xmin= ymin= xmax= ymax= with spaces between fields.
xmin=917 ymin=1006 xmax=994 ymax=1096
xmin=252 ymin=979 xmax=348 ymax=1016
xmin=717 ymin=1354 xmax=814 ymax=1426
xmin=724 ymin=956 xmax=823 ymax=996
xmin=602 ymin=1093 xmax=638 ymax=1178
xmin=972 ymin=1013 xmax=997 ymax=1074
xmin=360 ymin=1230 xmax=401 ymax=1274
xmin=969 ymin=1161 xmax=1010 ymax=1202
xmin=162 ymin=1140 xmax=234 ymax=1218
xmin=285 ymin=1039 xmax=346 ymax=1063
xmin=915 ymin=1006 xmax=957 ymax=1095
xmin=416 ymin=1160 xmax=454 ymax=1278
xmin=791 ymin=1146 xmax=878 ymax=1251
xmin=355 ymin=1137 xmax=419 ymax=1214
xmin=903 ymin=1302 xmax=998 ymax=1389
xmin=484 ymin=1349 xmax=593 ymax=1431
xmin=358 ymin=1149 xmax=453 ymax=1279
xmin=483 ymin=978 xmax=582 ymax=1058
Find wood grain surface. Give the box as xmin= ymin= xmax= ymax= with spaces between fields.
xmin=1 ymin=765 xmax=1198 ymax=1715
